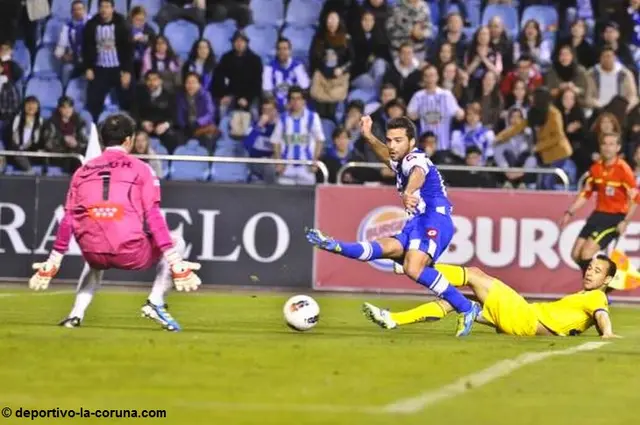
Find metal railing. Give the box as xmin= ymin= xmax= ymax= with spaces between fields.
xmin=134 ymin=154 xmax=330 ymax=184
xmin=0 ymin=150 xmax=330 ymax=184
xmin=336 ymin=162 xmax=571 ymax=191
xmin=0 ymin=150 xmax=85 ymax=164
xmin=576 ymin=172 xmax=589 ymax=192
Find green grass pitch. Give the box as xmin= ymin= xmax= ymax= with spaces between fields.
xmin=0 ymin=288 xmax=639 ymax=425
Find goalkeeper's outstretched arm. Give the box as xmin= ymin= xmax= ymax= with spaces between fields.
xmin=359 ymin=116 xmax=391 ymax=167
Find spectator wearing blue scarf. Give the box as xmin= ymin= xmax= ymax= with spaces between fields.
xmin=54 ymin=0 xmax=88 ymax=84
xmin=243 ymin=96 xmax=278 ymax=183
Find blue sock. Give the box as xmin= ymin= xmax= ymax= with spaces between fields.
xmin=416 ymin=267 xmax=472 ymax=313
xmin=337 ymin=241 xmax=384 ymax=261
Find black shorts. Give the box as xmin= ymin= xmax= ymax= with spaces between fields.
xmin=578 ymin=212 xmax=626 ymax=248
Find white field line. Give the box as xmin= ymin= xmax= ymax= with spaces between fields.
xmin=383 ymin=341 xmax=609 ymax=414
xmin=178 ymin=342 xmax=610 ymax=416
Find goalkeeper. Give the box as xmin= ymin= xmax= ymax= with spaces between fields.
xmin=29 ymin=113 xmax=202 ymax=332
xmin=363 ymin=255 xmax=629 ymax=338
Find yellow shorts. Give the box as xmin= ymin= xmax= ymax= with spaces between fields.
xmin=482 ymin=280 xmax=539 ymax=337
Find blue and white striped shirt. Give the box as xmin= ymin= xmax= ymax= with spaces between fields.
xmin=270 ymin=108 xmax=324 ymax=164
xmin=450 ymin=123 xmax=495 ymax=165
xmin=95 ymin=23 xmax=120 ymax=68
xmin=407 ymin=87 xmax=461 ymax=151
xmin=262 ymin=58 xmax=310 ymax=111
xmin=244 ymin=122 xmax=276 ymax=158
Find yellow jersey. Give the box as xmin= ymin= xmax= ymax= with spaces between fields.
xmin=531 ymin=291 xmax=609 ymax=336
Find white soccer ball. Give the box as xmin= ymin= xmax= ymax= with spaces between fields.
xmin=283 ymin=295 xmax=320 ymax=331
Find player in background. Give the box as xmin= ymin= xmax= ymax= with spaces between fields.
xmin=363 ymin=255 xmax=623 ymax=339
xmin=306 ymin=116 xmax=481 ymax=337
xmin=560 ymin=132 xmax=639 ymax=273
xmin=271 ymin=85 xmax=325 ymax=185
xmin=29 ymin=113 xmax=202 ymax=331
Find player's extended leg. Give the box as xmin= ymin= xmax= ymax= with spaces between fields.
xmin=364 ymin=264 xmax=498 ymax=329
xmin=402 ymin=250 xmax=480 ymax=337
xmin=305 ymin=228 xmax=404 ymax=262
xmin=60 ymin=263 xmax=105 ymax=328
xmin=141 ymin=231 xmax=186 ymax=332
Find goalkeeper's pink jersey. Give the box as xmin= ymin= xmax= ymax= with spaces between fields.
xmin=52 ymin=146 xmax=173 ymax=257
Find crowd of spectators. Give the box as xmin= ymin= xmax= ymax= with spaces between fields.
xmin=1 ymin=0 xmax=640 ymax=189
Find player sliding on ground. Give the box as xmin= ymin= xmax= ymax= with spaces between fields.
xmin=28 ymin=113 xmax=202 ymax=331
xmin=363 ymin=255 xmax=626 ymax=338
xmin=306 ymin=116 xmax=481 ymax=337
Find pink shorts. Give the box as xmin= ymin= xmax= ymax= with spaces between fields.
xmin=83 ymin=237 xmax=163 ymax=271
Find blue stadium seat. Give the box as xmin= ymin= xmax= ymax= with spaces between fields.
xmin=481 ymin=4 xmax=519 ymax=38
xmin=149 ymin=137 xmax=163 ymax=152
xmin=321 ymin=118 xmax=336 ymax=142
xmin=65 ymin=77 xmax=88 ymax=110
xmin=46 ymin=166 xmax=67 ymax=176
xmin=163 ymin=19 xmax=200 ymax=61
xmin=244 ymin=24 xmax=278 ymax=60
xmin=130 ymin=0 xmax=164 ymax=19
xmin=32 ymin=45 xmax=61 ymax=77
xmin=521 ymin=5 xmax=559 ymax=38
xmin=13 ymin=44 xmax=31 ymax=80
xmin=250 ymin=0 xmax=285 ymax=26
xmin=210 ymin=137 xmax=249 ymax=182
xmin=89 ymin=0 xmax=128 ymax=15
xmin=42 ymin=18 xmax=66 ymax=46
xmin=203 ymin=20 xmax=237 ymax=57
xmin=281 ymin=25 xmax=315 ymax=60
xmin=25 ymin=77 xmax=63 ymax=114
xmin=285 ymin=0 xmax=323 ymax=27
xmin=149 ymin=139 xmax=170 ymax=179
xmin=348 ymin=88 xmax=377 ymax=104
xmin=51 ymin=0 xmax=76 ymax=20
xmin=171 ymin=139 xmax=210 ymax=181
xmin=147 ymin=20 xmax=160 ymax=35
xmin=79 ymin=109 xmax=93 ymax=127
xmin=4 ymin=165 xmax=44 ymax=176
xmin=364 ymin=101 xmax=380 ymax=115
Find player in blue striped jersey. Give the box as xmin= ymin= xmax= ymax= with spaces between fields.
xmin=262 ymin=38 xmax=310 ymax=112
xmin=271 ymin=86 xmax=325 ymax=185
xmin=306 ymin=116 xmax=481 ymax=337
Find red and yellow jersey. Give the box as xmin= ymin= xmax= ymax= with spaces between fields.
xmin=531 ymin=290 xmax=608 ymax=336
xmin=580 ymin=158 xmax=638 ymax=214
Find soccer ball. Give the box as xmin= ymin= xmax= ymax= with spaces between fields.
xmin=283 ymin=295 xmax=320 ymax=331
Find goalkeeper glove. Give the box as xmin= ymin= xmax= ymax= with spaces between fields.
xmin=29 ymin=250 xmax=64 ymax=291
xmin=164 ymin=248 xmax=202 ymax=292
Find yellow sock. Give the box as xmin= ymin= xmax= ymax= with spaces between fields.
xmin=390 ymin=302 xmax=449 ymax=325
xmin=434 ymin=264 xmax=467 ymax=287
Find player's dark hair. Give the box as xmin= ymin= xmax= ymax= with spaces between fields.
xmin=387 ymin=116 xmax=417 ymax=141
xmin=287 ymin=85 xmax=305 ymax=100
xmin=100 ymin=113 xmax=136 ymax=147
xmin=595 ymin=254 xmax=617 ymax=279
